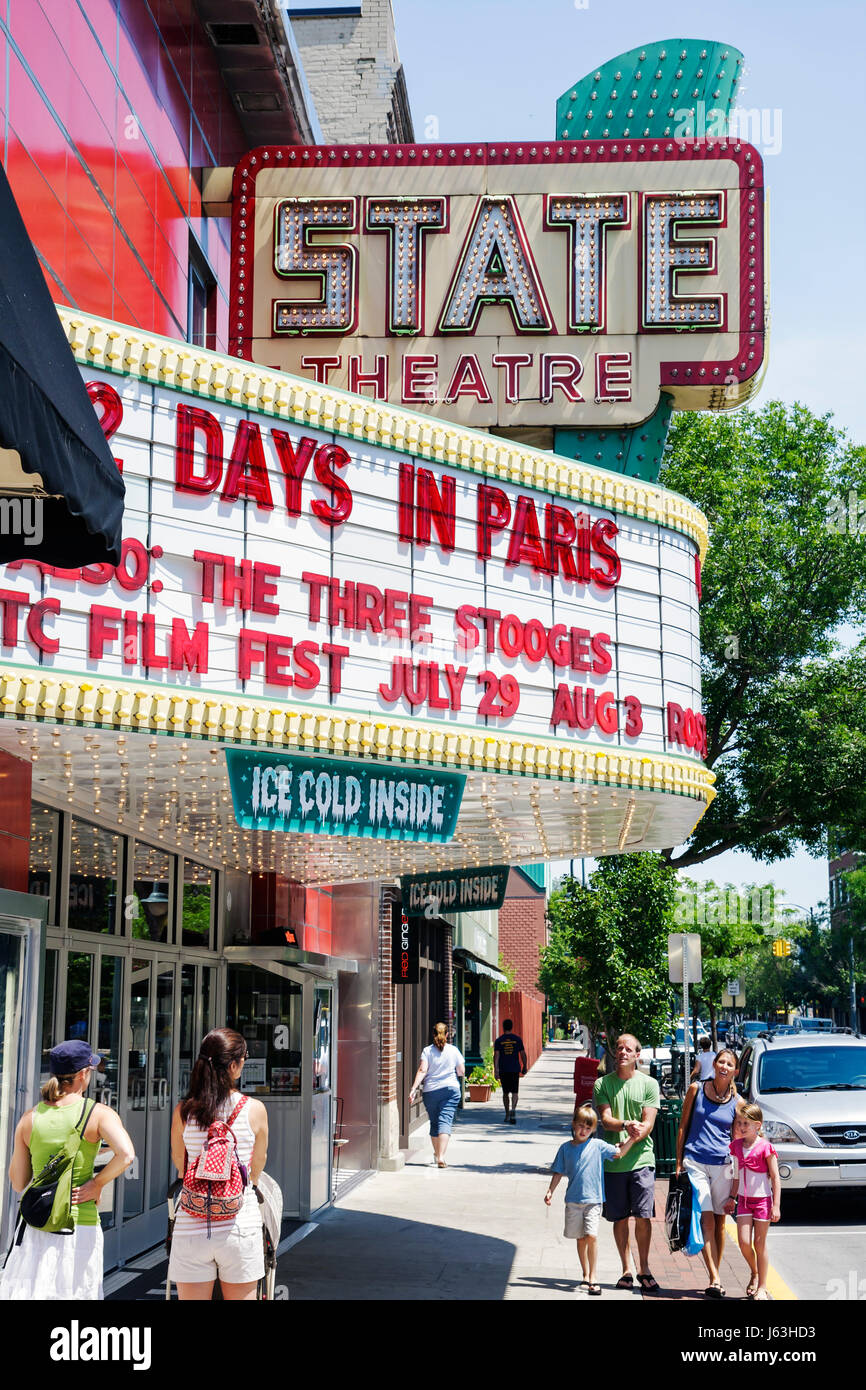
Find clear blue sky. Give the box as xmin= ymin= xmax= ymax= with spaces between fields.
xmin=393 ymin=0 xmax=866 ymax=911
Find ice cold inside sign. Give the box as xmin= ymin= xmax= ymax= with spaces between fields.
xmin=226 ymin=749 xmax=465 ymax=841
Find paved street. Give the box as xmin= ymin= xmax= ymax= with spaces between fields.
xmin=762 ymin=1190 xmax=866 ymax=1301
xmin=274 ymin=1042 xmax=789 ymax=1302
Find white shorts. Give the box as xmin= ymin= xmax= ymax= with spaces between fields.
xmin=564 ymin=1202 xmax=602 ymax=1238
xmin=0 ymin=1222 xmax=103 ymax=1300
xmin=168 ymin=1226 xmax=265 ymax=1285
xmin=683 ymin=1158 xmax=733 ymax=1215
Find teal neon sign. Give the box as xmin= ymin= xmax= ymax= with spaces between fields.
xmin=225 ymin=749 xmax=465 ymax=843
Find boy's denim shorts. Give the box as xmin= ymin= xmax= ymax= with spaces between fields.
xmin=423 ymin=1085 xmax=460 ymax=1135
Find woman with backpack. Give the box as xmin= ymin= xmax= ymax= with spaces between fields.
xmin=1 ymin=1040 xmax=135 ymax=1300
xmin=168 ymin=1027 xmax=268 ymax=1300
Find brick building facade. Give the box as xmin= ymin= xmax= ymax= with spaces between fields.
xmin=497 ymin=867 xmax=548 ymax=1067
xmin=292 ymin=0 xmax=413 ymax=143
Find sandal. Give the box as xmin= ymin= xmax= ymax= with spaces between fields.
xmin=615 ymin=1273 xmax=634 ymax=1289
xmin=437 ymin=1160 xmax=447 ymax=1168
xmin=704 ymin=1284 xmax=724 ymax=1299
xmin=754 ymin=1288 xmax=771 ymax=1300
xmin=588 ymin=1284 xmax=602 ymax=1295
xmin=636 ymin=1273 xmax=660 ymax=1292
xmin=746 ymin=1277 xmax=758 ymax=1299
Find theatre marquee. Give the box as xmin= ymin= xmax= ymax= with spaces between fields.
xmin=0 ymin=309 xmax=714 ymax=882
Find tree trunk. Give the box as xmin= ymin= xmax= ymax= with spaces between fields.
xmin=709 ymin=1000 xmax=718 ymax=1050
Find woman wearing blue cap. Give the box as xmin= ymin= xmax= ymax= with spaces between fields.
xmin=0 ymin=1040 xmax=135 ymax=1300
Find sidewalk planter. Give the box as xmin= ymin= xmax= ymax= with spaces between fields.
xmin=465 ymin=1059 xmax=498 ymax=1101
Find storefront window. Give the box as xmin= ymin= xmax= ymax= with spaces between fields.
xmin=64 ymin=952 xmax=92 ymax=1042
xmin=40 ymin=948 xmax=58 ymax=1080
xmin=29 ymin=804 xmax=58 ymax=923
xmin=68 ymin=820 xmax=120 ymax=934
xmin=226 ymin=966 xmax=302 ymax=1095
xmin=132 ymin=844 xmax=172 ymax=944
xmin=181 ymin=861 xmax=214 ymax=949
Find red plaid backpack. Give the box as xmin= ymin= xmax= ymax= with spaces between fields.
xmin=179 ymin=1095 xmax=250 ymax=1234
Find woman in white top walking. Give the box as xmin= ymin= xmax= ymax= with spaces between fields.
xmin=169 ymin=1028 xmax=268 ymax=1300
xmin=690 ymin=1037 xmax=717 ymax=1083
xmin=409 ymin=1023 xmax=465 ymax=1168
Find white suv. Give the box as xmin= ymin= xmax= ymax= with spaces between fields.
xmin=737 ymin=1031 xmax=866 ymax=1192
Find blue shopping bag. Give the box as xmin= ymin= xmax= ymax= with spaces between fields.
xmin=684 ymin=1172 xmax=705 ymax=1256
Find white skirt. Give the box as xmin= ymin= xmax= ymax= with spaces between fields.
xmin=0 ymin=1221 xmax=104 ymax=1300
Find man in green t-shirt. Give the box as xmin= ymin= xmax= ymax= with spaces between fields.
xmin=592 ymin=1034 xmax=660 ymax=1292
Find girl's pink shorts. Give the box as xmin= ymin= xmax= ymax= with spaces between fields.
xmin=737 ymin=1195 xmax=772 ymax=1221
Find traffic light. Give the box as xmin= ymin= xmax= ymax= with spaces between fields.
xmin=772 ymin=938 xmax=792 ymax=958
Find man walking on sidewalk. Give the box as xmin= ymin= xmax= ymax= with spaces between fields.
xmin=494 ymin=1020 xmax=527 ymax=1124
xmin=593 ymin=1034 xmax=661 ymax=1292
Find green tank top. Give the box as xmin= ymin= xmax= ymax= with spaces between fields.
xmin=30 ymin=1101 xmax=102 ymax=1227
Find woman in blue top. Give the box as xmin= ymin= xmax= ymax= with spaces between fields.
xmin=408 ymin=1023 xmax=465 ymax=1168
xmin=675 ymin=1047 xmax=739 ymax=1299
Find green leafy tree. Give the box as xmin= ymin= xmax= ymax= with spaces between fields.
xmin=674 ymin=879 xmax=767 ymax=1040
xmin=494 ymin=954 xmax=517 ymax=995
xmin=737 ymin=919 xmax=810 ymax=1020
xmin=734 ymin=906 xmax=858 ymax=1020
xmin=659 ymin=402 xmax=866 ymax=869
xmin=538 ymin=854 xmax=677 ymax=1057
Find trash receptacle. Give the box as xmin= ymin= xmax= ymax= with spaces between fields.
xmin=670 ymin=1046 xmax=687 ymax=1095
xmin=573 ymin=1056 xmax=600 ymax=1106
xmin=654 ymin=1097 xmax=683 ymax=1178
xmin=548 ymin=1026 xmax=555 ymax=1043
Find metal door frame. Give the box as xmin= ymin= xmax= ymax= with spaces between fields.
xmin=0 ymin=894 xmax=47 ymax=1251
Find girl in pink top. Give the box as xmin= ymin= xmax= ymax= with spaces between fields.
xmin=723 ymin=1102 xmax=781 ymax=1300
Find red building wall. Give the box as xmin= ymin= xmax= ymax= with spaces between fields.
xmin=496 ymin=990 xmax=544 ymax=1071
xmin=0 ymin=749 xmax=32 ymax=893
xmin=0 ymin=0 xmax=247 ymax=348
xmin=499 ymin=868 xmax=547 ymax=1004
xmin=497 ymin=868 xmax=547 ymax=1068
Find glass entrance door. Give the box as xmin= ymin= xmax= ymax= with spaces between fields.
xmin=148 ymin=964 xmax=175 ymax=1211
xmin=310 ymin=985 xmax=333 ymax=1213
xmin=123 ymin=958 xmax=151 ymax=1227
xmin=0 ymin=913 xmax=44 ymax=1249
xmin=114 ymin=956 xmax=215 ymax=1263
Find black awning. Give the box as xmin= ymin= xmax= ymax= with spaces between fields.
xmin=0 ymin=160 xmax=124 ymax=566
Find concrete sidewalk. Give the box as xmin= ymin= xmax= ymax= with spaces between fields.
xmin=277 ymin=1042 xmax=761 ymax=1301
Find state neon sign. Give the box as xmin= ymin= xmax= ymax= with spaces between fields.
xmin=231 ymin=140 xmax=765 ymax=429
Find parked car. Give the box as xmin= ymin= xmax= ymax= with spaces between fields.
xmin=795 ymin=1017 xmax=836 ymax=1033
xmin=742 ymin=1020 xmax=771 ymax=1039
xmin=736 ymin=1031 xmax=866 ymax=1193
